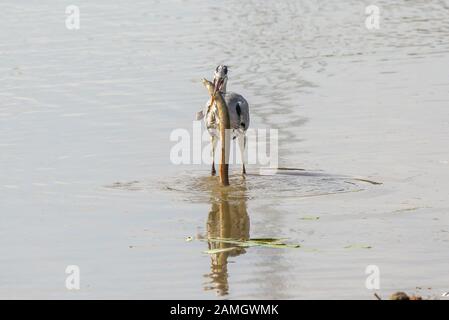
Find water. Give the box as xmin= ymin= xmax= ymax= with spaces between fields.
xmin=1 ymin=0 xmax=448 ymax=299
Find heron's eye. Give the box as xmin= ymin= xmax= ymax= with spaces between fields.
xmin=216 ymin=66 xmax=219 ymax=72
xmin=223 ymin=66 xmax=228 ymax=74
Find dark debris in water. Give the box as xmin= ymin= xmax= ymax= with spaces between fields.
xmin=374 ymin=288 xmax=449 ymax=300
xmin=374 ymin=292 xmax=423 ymax=300
xmin=104 ymin=180 xmax=142 ymax=191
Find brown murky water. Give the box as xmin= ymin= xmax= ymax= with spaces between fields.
xmin=1 ymin=0 xmax=449 ymax=299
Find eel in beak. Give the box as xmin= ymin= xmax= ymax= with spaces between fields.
xmin=202 ymin=78 xmax=230 ymax=186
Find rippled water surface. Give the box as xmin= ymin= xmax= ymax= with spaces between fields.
xmin=1 ymin=0 xmax=449 ymax=299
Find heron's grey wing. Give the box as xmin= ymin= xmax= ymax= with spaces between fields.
xmin=238 ymin=99 xmax=250 ymax=131
xmin=196 ymin=98 xmax=212 ymax=120
xmin=224 ymin=93 xmax=250 ymax=131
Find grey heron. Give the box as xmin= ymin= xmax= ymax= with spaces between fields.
xmin=197 ymin=65 xmax=250 ymax=176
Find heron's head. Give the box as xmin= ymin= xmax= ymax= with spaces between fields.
xmin=213 ymin=65 xmax=228 ymax=95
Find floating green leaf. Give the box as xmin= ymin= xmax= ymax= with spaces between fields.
xmin=248 ymin=238 xmax=287 ymax=243
xmin=300 ymin=216 xmax=320 ymax=221
xmin=203 ymin=237 xmax=301 ymax=249
xmin=203 ymin=247 xmax=239 ymax=254
xmin=256 ymin=243 xmax=301 ymax=249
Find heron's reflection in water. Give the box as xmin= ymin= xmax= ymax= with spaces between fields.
xmin=204 ymin=183 xmax=250 ymax=296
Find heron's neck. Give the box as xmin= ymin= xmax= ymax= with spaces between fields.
xmin=220 ymin=81 xmax=227 ymax=94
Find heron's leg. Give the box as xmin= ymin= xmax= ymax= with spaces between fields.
xmin=238 ymin=134 xmax=247 ymax=176
xmin=211 ymin=135 xmax=218 ymax=176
